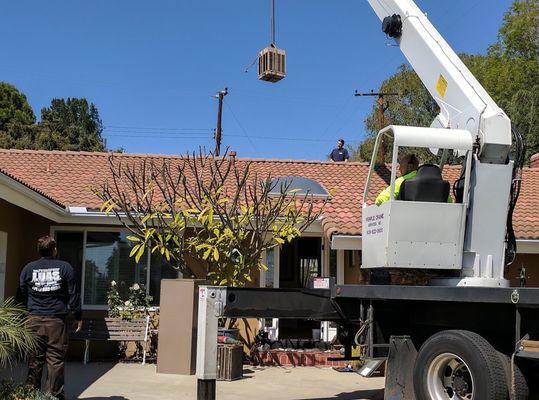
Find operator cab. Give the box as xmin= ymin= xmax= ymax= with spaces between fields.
xmin=362 ymin=125 xmax=473 ymax=271
xmin=398 ymin=164 xmax=450 ymax=203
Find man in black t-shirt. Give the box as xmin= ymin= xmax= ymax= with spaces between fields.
xmin=18 ymin=236 xmax=82 ymax=400
xmin=329 ymin=139 xmax=350 ymax=162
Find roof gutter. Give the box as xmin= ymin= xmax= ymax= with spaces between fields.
xmin=331 ymin=234 xmax=362 ymax=250
xmin=0 ymin=172 xmax=68 ymax=220
xmin=0 ymin=172 xmax=125 ymax=224
xmin=516 ymin=239 xmax=539 ymax=254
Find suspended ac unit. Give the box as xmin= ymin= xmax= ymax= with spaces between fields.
xmin=258 ymin=45 xmax=286 ymax=83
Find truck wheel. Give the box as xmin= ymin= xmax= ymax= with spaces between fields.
xmin=413 ymin=330 xmax=507 ymax=400
xmin=497 ymin=352 xmax=529 ymax=399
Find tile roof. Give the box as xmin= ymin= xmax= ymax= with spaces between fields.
xmin=0 ymin=148 xmax=538 ymax=240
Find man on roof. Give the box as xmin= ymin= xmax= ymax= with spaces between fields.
xmin=329 ymin=139 xmax=349 ymax=162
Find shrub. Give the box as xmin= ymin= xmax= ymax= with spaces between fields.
xmin=0 ymin=379 xmax=57 ymax=400
xmin=0 ymin=298 xmax=36 ymax=367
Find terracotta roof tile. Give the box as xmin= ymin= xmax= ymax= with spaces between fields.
xmin=0 ymin=149 xmax=538 ymax=239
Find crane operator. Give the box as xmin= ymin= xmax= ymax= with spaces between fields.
xmin=375 ymin=153 xmax=419 ymax=205
xmin=375 ymin=154 xmax=453 ymax=205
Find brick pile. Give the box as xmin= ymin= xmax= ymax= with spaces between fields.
xmin=251 ymin=349 xmax=349 ymax=367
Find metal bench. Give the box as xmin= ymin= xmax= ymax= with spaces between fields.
xmin=70 ymin=316 xmax=150 ymax=364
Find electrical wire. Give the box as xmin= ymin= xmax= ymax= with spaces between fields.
xmin=103 ymin=131 xmax=340 ymax=143
xmin=505 ymin=127 xmax=526 ymax=268
xmin=105 ymin=125 xmax=213 ymax=132
xmin=223 ymin=99 xmax=260 ymax=156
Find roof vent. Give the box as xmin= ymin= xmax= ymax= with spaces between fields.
xmin=67 ymin=206 xmax=88 ymax=214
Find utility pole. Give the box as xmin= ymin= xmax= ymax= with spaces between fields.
xmin=214 ymin=87 xmax=228 ymax=156
xmin=354 ymin=90 xmax=400 ymax=164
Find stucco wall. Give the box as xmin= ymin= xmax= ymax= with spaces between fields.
xmin=0 ymin=199 xmax=53 ymax=298
xmin=344 ymin=250 xmax=367 ymax=284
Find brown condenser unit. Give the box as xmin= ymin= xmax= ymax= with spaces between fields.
xmin=258 ymin=45 xmax=286 ymax=83
xmin=217 ymin=344 xmax=243 ymax=381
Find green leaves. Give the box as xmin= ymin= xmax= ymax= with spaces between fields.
xmin=99 ymin=198 xmax=117 ymax=214
xmin=129 ymin=243 xmax=146 ymax=263
xmin=0 ymin=298 xmax=37 ymax=368
xmin=0 ymin=88 xmax=107 ymax=152
xmin=349 ymin=0 xmax=539 ymax=165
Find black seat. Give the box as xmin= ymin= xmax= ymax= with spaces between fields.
xmin=398 ymin=164 xmax=450 ymax=203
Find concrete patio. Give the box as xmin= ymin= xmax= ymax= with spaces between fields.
xmin=2 ymin=362 xmax=385 ymax=400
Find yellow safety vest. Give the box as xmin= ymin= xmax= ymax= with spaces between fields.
xmin=375 ymin=170 xmax=453 ymax=205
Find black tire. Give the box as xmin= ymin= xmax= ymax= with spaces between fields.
xmin=497 ymin=352 xmax=529 ymax=400
xmin=413 ymin=330 xmax=507 ymax=400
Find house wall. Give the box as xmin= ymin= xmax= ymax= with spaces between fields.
xmin=343 ymin=250 xmax=369 ymax=284
xmin=343 ymin=250 xmax=359 ymax=284
xmin=0 ymin=199 xmax=53 ymax=299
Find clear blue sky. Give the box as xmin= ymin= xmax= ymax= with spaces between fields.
xmin=0 ymin=0 xmax=511 ymax=160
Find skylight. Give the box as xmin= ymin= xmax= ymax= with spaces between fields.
xmin=269 ymin=176 xmax=329 ymax=197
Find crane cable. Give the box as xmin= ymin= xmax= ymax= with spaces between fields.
xmin=270 ymin=0 xmax=276 ymax=46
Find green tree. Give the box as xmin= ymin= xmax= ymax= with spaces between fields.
xmin=0 ymin=82 xmax=35 ymax=129
xmin=0 ymin=82 xmax=38 ymax=149
xmin=39 ymin=98 xmax=106 ymax=151
xmin=352 ymin=0 xmax=539 ymax=163
xmin=351 ymin=64 xmax=440 ymax=163
xmin=495 ymin=0 xmax=539 ymax=61
xmin=479 ymin=0 xmax=539 ymax=160
xmin=0 ymin=83 xmax=108 ymax=152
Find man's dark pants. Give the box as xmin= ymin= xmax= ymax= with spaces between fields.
xmin=26 ymin=315 xmax=68 ymax=400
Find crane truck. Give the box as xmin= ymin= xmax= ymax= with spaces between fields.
xmin=195 ymin=1 xmax=539 ymax=399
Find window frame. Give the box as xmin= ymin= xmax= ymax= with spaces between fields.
xmin=51 ymin=226 xmax=152 ymax=310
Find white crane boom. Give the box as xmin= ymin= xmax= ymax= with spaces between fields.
xmin=363 ymin=0 xmax=520 ymax=287
xmin=367 ymin=0 xmax=512 ymax=163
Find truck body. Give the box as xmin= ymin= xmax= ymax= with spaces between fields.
xmin=196 ymin=0 xmax=538 ymax=399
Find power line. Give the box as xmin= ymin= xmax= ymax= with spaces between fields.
xmin=226 ymin=134 xmax=343 ymax=143
xmin=104 ymin=130 xmax=344 ymax=143
xmin=105 ymin=131 xmax=210 ymax=137
xmin=317 ymin=95 xmax=354 ymax=140
xmin=105 ymin=125 xmax=213 ymax=132
xmin=223 ymin=99 xmax=260 ymax=156
xmin=104 ymin=134 xmax=212 ymax=140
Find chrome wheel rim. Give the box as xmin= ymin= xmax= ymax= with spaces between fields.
xmin=426 ymin=353 xmax=474 ymax=400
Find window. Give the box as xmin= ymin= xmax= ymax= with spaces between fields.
xmin=149 ymin=252 xmax=178 ymax=304
xmin=56 ymin=232 xmax=84 ymax=288
xmin=54 ymin=228 xmax=177 ymax=308
xmin=269 ymin=176 xmax=329 ymax=198
xmin=264 ymin=248 xmax=275 ymax=288
xmin=84 ymin=232 xmax=147 ymax=306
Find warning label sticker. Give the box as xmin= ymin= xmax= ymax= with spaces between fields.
xmin=436 ymin=74 xmax=448 ymax=98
